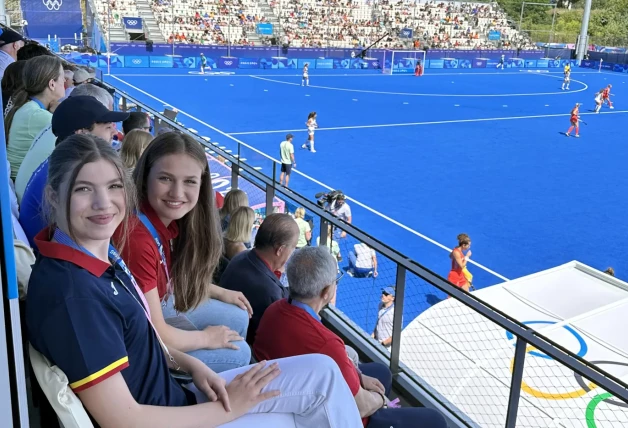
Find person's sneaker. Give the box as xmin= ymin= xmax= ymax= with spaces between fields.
xmin=610 ymin=106 xmax=615 ymax=109
xmin=311 ymin=149 xmax=316 ymax=153
xmin=575 ymin=134 xmax=580 ymax=138
xmin=565 ymin=133 xmax=570 ymax=137
xmin=301 ymin=144 xmax=308 ymax=149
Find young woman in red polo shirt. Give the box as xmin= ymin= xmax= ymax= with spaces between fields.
xmin=116 ymin=132 xmax=253 ymax=373
xmin=27 ymin=134 xmax=362 ymax=427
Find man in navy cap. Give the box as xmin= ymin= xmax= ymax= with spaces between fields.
xmin=18 ymin=96 xmax=129 ymax=249
xmin=0 ymin=27 xmax=25 ymax=78
xmin=372 ymin=287 xmax=395 ymax=348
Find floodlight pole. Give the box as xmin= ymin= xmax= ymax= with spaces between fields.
xmin=576 ymin=0 xmax=592 ymax=61
xmin=171 ymin=0 xmax=175 ymax=56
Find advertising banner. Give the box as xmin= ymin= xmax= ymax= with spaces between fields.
xmin=429 ymin=59 xmax=444 ymax=69
xmin=218 ymin=57 xmax=239 ymax=69
xmin=525 ymin=60 xmax=538 ymax=68
xmin=126 ymin=56 xmax=150 ymax=68
xmin=22 ymin=0 xmax=83 ymax=38
xmin=400 ymin=28 xmax=413 ymax=39
xmin=297 ymin=59 xmax=316 ymax=68
xmin=123 ymin=17 xmax=143 ymax=31
xmin=259 ymin=57 xmax=288 ymax=69
xmin=443 ymin=58 xmax=459 ymax=69
xmin=472 ymin=59 xmax=487 ymax=68
xmin=316 ymin=59 xmax=333 ymax=69
xmin=150 ymin=56 xmax=174 ymax=68
xmin=488 ymin=30 xmax=501 ymax=41
xmin=173 ymin=56 xmax=196 ymax=68
xmin=536 ymin=59 xmax=549 ymax=68
xmin=508 ymin=58 xmax=524 ymax=68
xmin=239 ymin=58 xmax=261 ymax=69
xmin=256 ymin=23 xmax=273 ymax=35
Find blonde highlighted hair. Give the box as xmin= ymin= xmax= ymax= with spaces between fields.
xmin=120 ymin=129 xmax=153 ymax=170
xmin=224 ymin=206 xmax=255 ymax=243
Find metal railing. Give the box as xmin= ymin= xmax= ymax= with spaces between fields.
xmin=98 ymin=76 xmax=628 ymax=428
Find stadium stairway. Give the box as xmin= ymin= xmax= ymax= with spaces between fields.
xmin=135 ymin=0 xmax=166 ymax=43
xmin=260 ymin=0 xmax=284 ymax=42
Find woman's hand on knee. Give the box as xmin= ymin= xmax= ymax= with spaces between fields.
xmin=227 ymin=361 xmax=281 ymax=417
xmin=203 ymin=325 xmax=244 ymax=350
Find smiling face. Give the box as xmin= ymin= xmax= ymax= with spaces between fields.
xmin=146 ymin=153 xmax=204 ymax=226
xmin=54 ymin=159 xmax=126 ymax=248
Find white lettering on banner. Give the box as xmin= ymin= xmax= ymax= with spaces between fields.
xmin=42 ymin=0 xmax=62 ymax=11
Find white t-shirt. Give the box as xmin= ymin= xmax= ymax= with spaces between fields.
xmin=374 ymin=303 xmax=395 ymax=345
xmin=354 ymin=243 xmax=375 ymax=269
xmin=331 ymin=200 xmax=351 ymax=222
xmin=15 ymin=125 xmax=55 ymax=202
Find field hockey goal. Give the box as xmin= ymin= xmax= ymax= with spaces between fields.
xmin=382 ymin=50 xmax=426 ymax=75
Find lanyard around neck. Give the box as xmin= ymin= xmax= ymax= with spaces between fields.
xmin=137 ymin=212 xmax=173 ymax=300
xmin=288 ymin=297 xmax=321 ymax=323
xmin=377 ymin=304 xmax=394 ymax=322
xmin=53 ymin=228 xmax=180 ymax=370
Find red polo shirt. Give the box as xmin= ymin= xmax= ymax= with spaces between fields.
xmin=114 ymin=202 xmax=178 ymax=299
xmin=254 ymin=299 xmax=366 ymax=424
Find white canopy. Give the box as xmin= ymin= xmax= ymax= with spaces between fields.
xmin=400 ymin=261 xmax=628 ymax=428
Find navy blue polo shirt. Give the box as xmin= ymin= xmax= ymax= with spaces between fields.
xmin=26 ymin=228 xmax=191 ymax=406
xmin=18 ymin=158 xmax=48 ymax=249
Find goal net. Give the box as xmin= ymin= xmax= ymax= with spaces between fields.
xmin=382 ymin=50 xmax=426 ymax=75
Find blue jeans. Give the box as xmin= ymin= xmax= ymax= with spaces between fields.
xmin=359 ymin=362 xmax=447 ymax=428
xmin=162 ymin=298 xmax=251 ymax=373
xmin=349 ymin=251 xmax=374 ymax=277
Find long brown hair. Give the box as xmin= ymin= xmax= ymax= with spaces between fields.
xmin=45 ymin=134 xmax=136 ymax=252
xmin=133 ymin=132 xmax=222 ymax=312
xmin=5 ymin=56 xmax=63 ymax=138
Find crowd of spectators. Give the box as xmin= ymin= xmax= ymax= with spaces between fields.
xmin=2 ymin=34 xmax=447 ymax=428
xmin=152 ymin=0 xmax=267 ymax=45
xmin=91 ymin=0 xmax=535 ymax=50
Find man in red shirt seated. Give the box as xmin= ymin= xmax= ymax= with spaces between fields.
xmin=254 ymin=247 xmax=447 ymax=428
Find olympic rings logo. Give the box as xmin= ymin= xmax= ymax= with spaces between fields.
xmin=42 ymin=0 xmax=62 ymax=11
xmin=132 ymin=59 xmax=142 ymax=64
xmin=224 ymin=61 xmax=233 ymax=65
xmin=126 ymin=19 xmax=138 ymax=25
xmin=505 ymin=320 xmax=628 ymax=427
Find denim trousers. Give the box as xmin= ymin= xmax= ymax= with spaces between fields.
xmin=162 ymin=297 xmax=252 ymax=373
xmin=187 ymin=354 xmax=363 ymax=428
xmin=359 ymin=362 xmax=448 ymax=428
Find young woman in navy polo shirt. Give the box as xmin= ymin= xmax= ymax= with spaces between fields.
xmin=115 ymin=132 xmax=253 ymax=373
xmin=27 ymin=135 xmax=362 ymax=427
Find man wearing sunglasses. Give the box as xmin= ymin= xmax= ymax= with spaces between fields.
xmin=373 ymin=287 xmax=395 ymax=348
xmin=254 ymin=247 xmax=446 ymax=428
xmin=122 ymin=111 xmax=153 ymax=136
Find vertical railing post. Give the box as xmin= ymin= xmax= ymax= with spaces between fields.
xmin=505 ymin=336 xmax=527 ymax=428
xmin=389 ymin=264 xmax=406 ymax=374
xmin=266 ymin=161 xmax=276 ymax=215
xmin=231 ymin=163 xmax=240 ymax=190
xmin=320 ymin=218 xmax=330 ymax=251
xmin=121 ymin=96 xmax=127 ymax=112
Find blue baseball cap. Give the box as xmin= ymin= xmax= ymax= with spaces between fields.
xmin=382 ymin=287 xmax=395 ymax=296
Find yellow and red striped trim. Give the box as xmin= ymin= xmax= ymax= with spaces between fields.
xmin=70 ymin=356 xmax=129 ymax=392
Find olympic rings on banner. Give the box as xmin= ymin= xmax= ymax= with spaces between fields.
xmin=509 ymin=357 xmax=597 ymax=399
xmin=505 ymin=320 xmax=588 ymax=359
xmin=575 ymin=361 xmax=628 ymax=408
xmin=507 ymin=320 xmax=595 ymax=399
xmin=585 ymin=392 xmax=613 ymax=428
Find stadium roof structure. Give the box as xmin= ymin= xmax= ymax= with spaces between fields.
xmin=401 ymin=261 xmax=628 ymax=428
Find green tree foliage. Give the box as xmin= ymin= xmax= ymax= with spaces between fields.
xmin=496 ymin=0 xmax=628 ymax=45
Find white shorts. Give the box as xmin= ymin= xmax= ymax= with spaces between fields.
xmin=303 ymin=74 xmax=308 ymax=79
xmin=308 ymin=128 xmax=315 ymax=136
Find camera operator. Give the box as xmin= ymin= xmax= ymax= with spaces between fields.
xmin=329 ymin=193 xmax=351 ymax=239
